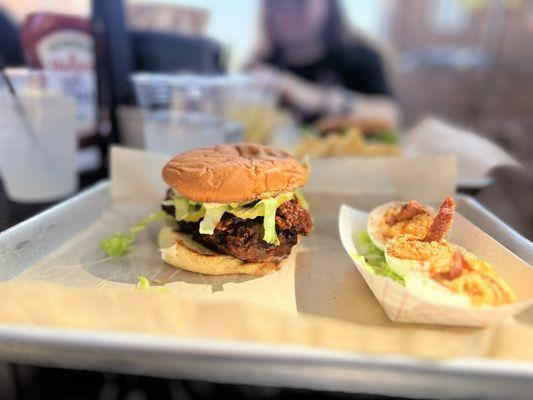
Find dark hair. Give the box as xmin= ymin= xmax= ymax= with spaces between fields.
xmin=258 ymin=0 xmax=352 ymax=65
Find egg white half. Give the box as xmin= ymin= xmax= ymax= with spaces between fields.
xmin=367 ymin=202 xmax=402 ymax=251
xmin=405 ymin=272 xmax=471 ymax=307
xmin=385 ymin=237 xmax=474 ymax=306
xmin=384 ymin=240 xmax=427 ymax=277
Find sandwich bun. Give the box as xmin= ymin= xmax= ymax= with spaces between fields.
xmin=315 ymin=115 xmax=393 ymax=135
xmin=162 ymin=143 xmax=308 ymax=203
xmin=158 ymin=225 xmax=285 ymax=276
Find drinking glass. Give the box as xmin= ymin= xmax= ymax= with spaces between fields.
xmin=133 ymin=73 xmax=230 ymax=155
xmin=0 ymin=69 xmax=77 ymax=202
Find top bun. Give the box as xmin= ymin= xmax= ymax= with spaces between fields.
xmin=162 ymin=143 xmax=309 ymax=203
xmin=315 ymin=115 xmax=392 ymax=134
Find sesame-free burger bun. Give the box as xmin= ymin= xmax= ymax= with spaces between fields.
xmin=315 ymin=115 xmax=393 ymax=135
xmin=158 ymin=225 xmax=285 ymax=276
xmin=162 ymin=143 xmax=309 ymax=203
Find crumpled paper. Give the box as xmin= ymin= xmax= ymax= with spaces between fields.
xmin=404 ymin=117 xmax=522 ymax=184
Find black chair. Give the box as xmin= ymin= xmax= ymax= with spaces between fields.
xmin=132 ymin=30 xmax=224 ymax=74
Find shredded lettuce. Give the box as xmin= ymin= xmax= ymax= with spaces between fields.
xmin=136 ymin=275 xmax=170 ymax=293
xmin=181 ymin=208 xmax=205 ymax=222
xmin=100 ymin=211 xmax=166 ymax=257
xmin=229 ymin=199 xmax=255 ymax=209
xmin=366 ymin=130 xmax=400 ymax=144
xmin=228 ymin=204 xmax=265 ymax=220
xmin=301 ymin=125 xmax=316 ymax=137
xmin=261 ymin=197 xmax=280 ymax=245
xmin=229 ymin=193 xmax=294 ymax=245
xmin=172 ymin=198 xmax=205 ymax=222
xmin=164 ymin=190 xmax=307 ymax=246
xmin=273 ymin=191 xmax=296 ymax=207
xmin=136 ymin=275 xmax=151 ymax=289
xmin=199 ymin=203 xmax=229 ymax=234
xmin=294 ymin=189 xmax=309 ymax=210
xmin=356 ymin=231 xmax=404 ymax=285
xmin=172 ymin=198 xmax=191 ymax=220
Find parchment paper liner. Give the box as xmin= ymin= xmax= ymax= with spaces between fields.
xmin=2 ymin=147 xmax=533 ymax=362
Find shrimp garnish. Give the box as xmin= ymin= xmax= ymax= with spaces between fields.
xmin=434 ymin=251 xmax=517 ymax=305
xmin=386 ymin=200 xmax=427 ymax=225
xmin=432 ymin=251 xmax=469 ymax=280
xmin=423 ymin=196 xmax=455 ymax=242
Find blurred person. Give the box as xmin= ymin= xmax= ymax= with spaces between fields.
xmin=253 ymin=0 xmax=398 ymax=131
xmin=0 ymin=9 xmax=24 ymax=65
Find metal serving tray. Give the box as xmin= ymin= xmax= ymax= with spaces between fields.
xmin=0 ymin=181 xmax=532 ymax=399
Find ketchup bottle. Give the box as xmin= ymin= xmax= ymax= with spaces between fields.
xmin=21 ymin=12 xmax=97 ymax=139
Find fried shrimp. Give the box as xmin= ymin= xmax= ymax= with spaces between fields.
xmin=367 ymin=201 xmax=435 ymax=250
xmin=384 ymin=197 xmax=461 ymax=277
xmin=423 ymin=196 xmax=455 ymax=242
xmin=386 ymin=200 xmax=427 ymax=225
xmin=431 ymin=251 xmax=469 ymax=280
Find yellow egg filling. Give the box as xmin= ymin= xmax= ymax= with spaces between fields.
xmin=436 ymin=256 xmax=517 ymax=306
xmin=379 ymin=204 xmax=434 ymax=242
xmin=386 ymin=235 xmax=456 ymax=264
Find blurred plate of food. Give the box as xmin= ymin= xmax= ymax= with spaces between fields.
xmin=293 ymin=126 xmax=401 ymax=158
xmin=269 ymin=114 xmax=402 ymax=159
xmin=270 ymin=116 xmax=520 ymax=190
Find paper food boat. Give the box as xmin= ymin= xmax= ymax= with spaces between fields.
xmin=338 ymin=205 xmax=533 ymax=327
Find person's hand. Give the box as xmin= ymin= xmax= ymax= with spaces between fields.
xmin=348 ymin=97 xmax=400 ymax=132
xmin=250 ymin=64 xmax=400 ymax=131
xmin=250 ymin=64 xmax=322 ymax=112
xmin=315 ymin=99 xmax=399 ymax=133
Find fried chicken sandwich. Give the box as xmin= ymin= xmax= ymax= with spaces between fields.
xmin=159 ymin=143 xmax=312 ymax=275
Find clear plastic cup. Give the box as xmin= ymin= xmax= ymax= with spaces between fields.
xmin=132 ymin=73 xmax=231 ymax=155
xmin=224 ymin=72 xmax=279 ymax=144
xmin=0 ymin=69 xmax=77 ymax=202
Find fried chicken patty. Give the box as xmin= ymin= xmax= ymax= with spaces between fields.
xmin=162 ymin=198 xmax=312 ymax=262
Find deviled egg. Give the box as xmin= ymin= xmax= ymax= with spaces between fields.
xmin=383 ymin=196 xmax=516 ymax=306
xmin=367 ymin=200 xmax=435 ymax=250
xmin=384 ymin=196 xmax=456 ymax=276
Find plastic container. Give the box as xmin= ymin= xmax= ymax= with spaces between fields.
xmin=0 ymin=69 xmax=77 ymax=202
xmin=132 ymin=73 xmax=233 ymax=154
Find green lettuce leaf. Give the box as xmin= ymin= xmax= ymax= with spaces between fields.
xmin=181 ymin=208 xmax=206 ymax=222
xmin=367 ymin=130 xmax=400 ymax=144
xmin=100 ymin=210 xmax=166 ymax=257
xmin=356 ymin=231 xmax=404 ymax=285
xmin=199 ymin=204 xmax=229 ymax=234
xmin=136 ymin=275 xmax=151 ymax=289
xmin=273 ymin=191 xmax=295 ymax=206
xmin=172 ymin=198 xmax=191 ymax=220
xmin=294 ymin=189 xmax=309 ymax=210
xmin=301 ymin=125 xmax=316 ymax=137
xmin=262 ymin=197 xmax=280 ymax=245
xmin=227 ymin=193 xmax=294 ymax=245
xmin=229 ymin=199 xmax=255 ymax=209
xmin=136 ymin=275 xmax=170 ymax=293
xmin=165 ymin=191 xmax=300 ymax=245
xmin=172 ymin=198 xmax=205 ymax=222
xmin=228 ymin=204 xmax=264 ymax=220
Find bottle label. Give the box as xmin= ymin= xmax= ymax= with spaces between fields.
xmin=36 ymin=30 xmax=96 ymax=134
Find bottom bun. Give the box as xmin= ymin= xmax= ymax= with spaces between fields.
xmin=158 ymin=225 xmax=285 ymax=276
